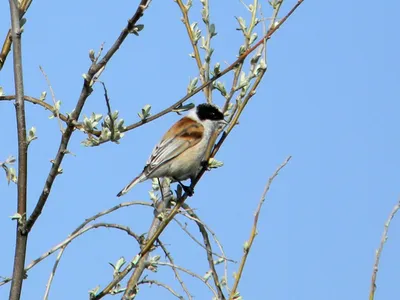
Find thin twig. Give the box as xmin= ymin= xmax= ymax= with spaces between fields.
xmin=229 ymin=156 xmax=292 ymax=299
xmin=39 ymin=65 xmax=64 ymax=133
xmin=157 ymin=239 xmax=192 ymax=300
xmin=99 ymin=81 xmax=115 ymax=141
xmin=43 ymin=246 xmax=65 ymax=300
xmin=0 ymin=95 xmax=81 ymax=128
xmin=139 ymin=279 xmax=184 ymax=299
xmin=8 ymin=0 xmax=28 ymax=299
xmin=180 ymin=203 xmax=234 ymax=292
xmin=369 ymin=198 xmax=400 ymax=300
xmin=173 ymin=217 xmax=233 ymax=262
xmin=156 ymin=262 xmax=217 ymax=298
xmin=178 ymin=205 xmax=226 ymax=299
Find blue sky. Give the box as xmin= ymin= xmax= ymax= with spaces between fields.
xmin=1 ymin=0 xmax=400 ymax=299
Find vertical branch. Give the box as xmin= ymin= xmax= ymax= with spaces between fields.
xmin=229 ymin=156 xmax=292 ymax=299
xmin=175 ymin=0 xmax=210 ymax=100
xmin=8 ymin=0 xmax=28 ymax=299
xmin=122 ymin=180 xmax=173 ymax=299
xmin=369 ymin=199 xmax=400 ymax=300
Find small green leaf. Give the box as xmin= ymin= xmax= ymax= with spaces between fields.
xmin=132 ymin=254 xmax=141 ymax=266
xmin=213 ymin=81 xmax=227 ymax=97
xmin=27 ymin=126 xmax=38 ymax=145
xmin=130 ymin=24 xmax=144 ymax=36
xmin=187 ymin=77 xmax=198 ymax=94
xmin=213 ymin=62 xmax=221 ymax=75
xmin=89 ymin=49 xmax=95 ymax=62
xmin=203 ymin=270 xmax=212 ymax=281
xmin=243 ymin=241 xmax=250 ymax=251
xmin=88 ymin=286 xmax=100 ymax=299
xmin=151 ymin=178 xmax=160 ymax=191
xmin=138 ymin=105 xmax=151 ymax=120
xmin=54 ymin=100 xmax=61 ymax=111
xmin=5 ymin=156 xmax=16 ymax=164
xmin=172 ymin=103 xmax=195 ymax=114
xmin=10 ymin=213 xmax=22 ymax=221
xmin=8 ymin=167 xmax=17 ymax=184
xmin=235 ymin=16 xmax=247 ymax=32
xmin=149 ymin=190 xmax=158 ymax=202
xmin=208 ymin=158 xmax=224 ymax=169
xmin=238 ymin=45 xmax=246 ymax=56
xmin=39 ymin=91 xmax=47 ymax=101
xmin=249 ymin=32 xmax=258 ymax=45
xmin=209 ymin=23 xmax=217 ymax=38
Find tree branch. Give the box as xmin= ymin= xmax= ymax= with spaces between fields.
xmin=82 ymin=1 xmax=304 ymax=298
xmin=21 ymin=0 xmax=152 ymax=234
xmin=157 ymin=239 xmax=192 ymax=300
xmin=369 ymin=198 xmax=400 ymax=300
xmin=0 ymin=0 xmax=32 ymax=70
xmin=229 ymin=156 xmax=292 ymax=299
xmin=180 ymin=204 xmax=226 ymax=299
xmin=138 ymin=279 xmax=184 ymax=299
xmin=8 ymin=0 xmax=28 ymax=298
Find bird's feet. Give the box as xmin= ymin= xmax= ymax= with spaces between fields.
xmin=176 ymin=180 xmax=194 ymax=197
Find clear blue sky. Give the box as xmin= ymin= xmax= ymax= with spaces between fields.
xmin=1 ymin=0 xmax=399 ymax=299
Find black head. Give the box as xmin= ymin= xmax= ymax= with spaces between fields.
xmin=196 ymin=103 xmax=224 ymax=121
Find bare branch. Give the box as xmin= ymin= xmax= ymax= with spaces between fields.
xmin=8 ymin=0 xmax=28 ymax=298
xmin=156 ymin=262 xmax=217 ymax=298
xmin=173 ymin=217 xmax=233 ymax=262
xmin=0 ymin=95 xmax=81 ymax=128
xmin=157 ymin=239 xmax=192 ymax=300
xmin=39 ymin=65 xmax=64 ymax=133
xmin=99 ymin=81 xmax=115 ymax=141
xmin=43 ymin=246 xmax=65 ymax=300
xmin=179 ymin=204 xmax=225 ymax=299
xmin=369 ymin=198 xmax=400 ymax=300
xmin=229 ymin=156 xmax=292 ymax=299
xmin=139 ymin=279 xmax=184 ymax=299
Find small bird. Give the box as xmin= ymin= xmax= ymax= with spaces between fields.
xmin=117 ymin=103 xmax=227 ymax=197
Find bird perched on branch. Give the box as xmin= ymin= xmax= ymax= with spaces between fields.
xmin=117 ymin=103 xmax=227 ymax=197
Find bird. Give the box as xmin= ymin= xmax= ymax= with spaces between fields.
xmin=117 ymin=103 xmax=227 ymax=197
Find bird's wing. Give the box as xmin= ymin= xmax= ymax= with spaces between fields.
xmin=144 ymin=118 xmax=204 ymax=176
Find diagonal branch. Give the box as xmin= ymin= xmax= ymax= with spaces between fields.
xmin=180 ymin=203 xmax=227 ymax=299
xmin=85 ymin=2 xmax=304 ymax=298
xmin=0 ymin=0 xmax=33 ymax=70
xmin=157 ymin=239 xmax=192 ymax=300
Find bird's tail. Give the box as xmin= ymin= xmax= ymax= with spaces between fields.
xmin=117 ymin=174 xmax=146 ymax=197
